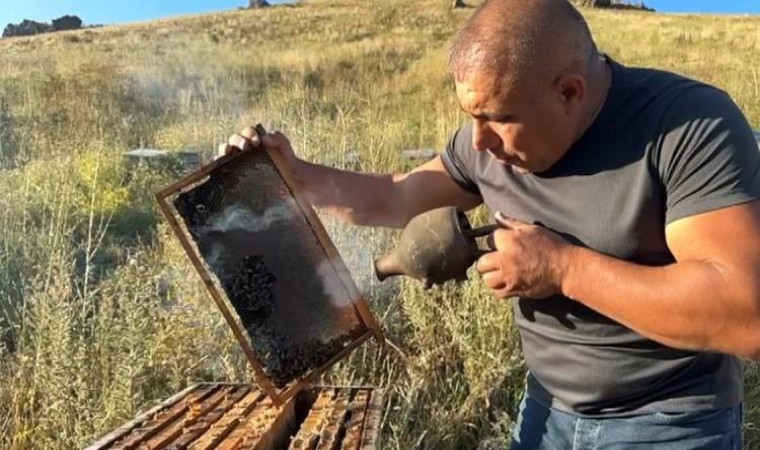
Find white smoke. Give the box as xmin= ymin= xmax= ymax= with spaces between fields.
xmin=315 ymin=258 xmax=352 ymax=309
xmin=203 ymin=203 xmax=297 ymax=234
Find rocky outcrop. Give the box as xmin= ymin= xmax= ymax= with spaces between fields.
xmin=574 ymin=0 xmax=654 ymax=11
xmin=249 ymin=0 xmax=271 ymax=8
xmin=585 ymin=0 xmax=612 ymax=6
xmin=52 ymin=15 xmax=83 ymax=32
xmin=2 ymin=20 xmax=51 ymax=38
xmin=3 ymin=15 xmax=83 ymax=38
xmin=608 ymin=2 xmax=655 ymax=11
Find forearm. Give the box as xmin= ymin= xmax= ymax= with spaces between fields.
xmin=562 ymin=247 xmax=760 ymax=359
xmin=292 ymin=161 xmax=406 ymax=228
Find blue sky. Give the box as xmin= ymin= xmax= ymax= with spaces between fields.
xmin=0 ymin=0 xmax=758 ymax=28
xmin=648 ymin=0 xmax=760 ymax=14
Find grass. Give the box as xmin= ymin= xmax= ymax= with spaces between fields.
xmin=0 ymin=0 xmax=759 ymax=448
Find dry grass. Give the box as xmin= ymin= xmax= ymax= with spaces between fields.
xmin=0 ymin=1 xmax=758 ymax=448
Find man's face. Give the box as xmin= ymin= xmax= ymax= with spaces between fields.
xmin=455 ymin=71 xmax=577 ymax=174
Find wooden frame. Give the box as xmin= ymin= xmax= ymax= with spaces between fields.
xmin=155 ymin=130 xmax=382 ymax=406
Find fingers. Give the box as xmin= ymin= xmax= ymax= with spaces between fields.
xmin=217 ymin=142 xmax=230 ymax=158
xmin=476 ymin=252 xmax=500 ymax=273
xmin=477 ymin=252 xmax=511 ymax=297
xmin=215 ymin=123 xmax=297 ymax=171
xmin=228 ymin=133 xmax=255 ymax=152
xmin=217 ymin=126 xmax=264 ymax=159
xmin=240 ymin=125 xmax=258 ymax=139
xmin=481 ymin=270 xmax=506 ymax=290
xmin=488 ymin=228 xmax=513 ymax=251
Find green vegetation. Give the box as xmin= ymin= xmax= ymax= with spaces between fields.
xmin=0 ymin=0 xmax=759 ymax=448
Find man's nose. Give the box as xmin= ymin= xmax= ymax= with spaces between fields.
xmin=472 ymin=120 xmax=499 ymax=152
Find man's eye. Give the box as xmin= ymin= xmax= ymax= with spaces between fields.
xmin=489 ymin=114 xmax=518 ymax=124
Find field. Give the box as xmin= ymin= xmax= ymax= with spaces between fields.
xmin=1 ymin=0 xmax=759 ymax=448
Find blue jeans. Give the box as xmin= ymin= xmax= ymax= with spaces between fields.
xmin=510 ymin=394 xmax=743 ymax=450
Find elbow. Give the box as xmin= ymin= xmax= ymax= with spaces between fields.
xmin=742 ymin=291 xmax=760 ymax=361
xmin=745 ymin=326 xmax=760 ymax=362
xmin=721 ymin=313 xmax=760 ymax=362
xmin=337 ymin=205 xmax=406 ymax=229
xmin=716 ymin=281 xmax=760 ymax=361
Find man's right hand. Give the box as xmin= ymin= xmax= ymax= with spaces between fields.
xmin=218 ymin=125 xmax=302 ymax=174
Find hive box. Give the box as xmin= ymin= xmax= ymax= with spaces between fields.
xmin=85 ymin=383 xmax=384 ymax=450
xmin=155 ymin=127 xmax=382 ymax=405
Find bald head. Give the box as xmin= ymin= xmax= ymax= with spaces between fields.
xmin=449 ymin=0 xmax=598 ymax=90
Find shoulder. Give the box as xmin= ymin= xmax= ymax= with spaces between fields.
xmin=629 ymin=67 xmax=757 ymax=172
xmin=614 ymin=59 xmax=736 ymax=118
xmin=616 ymin=61 xmax=703 ymax=100
xmin=447 ymin=122 xmax=473 ymax=152
xmin=662 ymin=84 xmax=739 ymax=122
xmin=649 ymin=83 xmax=760 ymax=224
xmin=656 ymin=85 xmax=755 ymax=159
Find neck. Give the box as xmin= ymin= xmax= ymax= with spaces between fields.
xmin=576 ymin=56 xmax=612 ymax=140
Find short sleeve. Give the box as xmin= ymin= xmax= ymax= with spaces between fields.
xmin=441 ymin=123 xmax=481 ymax=195
xmin=657 ymin=87 xmax=760 ymax=224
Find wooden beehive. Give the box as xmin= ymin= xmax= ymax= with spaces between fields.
xmin=85 ymin=383 xmax=384 ymax=450
xmin=155 ymin=126 xmax=382 ymax=405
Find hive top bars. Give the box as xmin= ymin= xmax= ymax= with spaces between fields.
xmin=155 ymin=125 xmax=382 ymax=405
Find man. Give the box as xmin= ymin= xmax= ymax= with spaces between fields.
xmin=221 ymin=0 xmax=760 ymax=447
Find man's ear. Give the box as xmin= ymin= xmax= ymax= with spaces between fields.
xmin=554 ymin=73 xmax=586 ymax=115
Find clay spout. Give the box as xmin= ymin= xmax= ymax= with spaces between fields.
xmin=374 ymin=252 xmax=405 ymax=282
xmin=373 ymin=206 xmax=495 ymax=288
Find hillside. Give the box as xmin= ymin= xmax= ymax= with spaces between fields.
xmin=1 ymin=1 xmax=759 ymax=448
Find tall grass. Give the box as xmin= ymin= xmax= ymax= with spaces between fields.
xmin=0 ymin=0 xmax=759 ymax=448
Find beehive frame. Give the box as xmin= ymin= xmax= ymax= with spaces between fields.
xmin=155 ymin=126 xmax=382 ymax=406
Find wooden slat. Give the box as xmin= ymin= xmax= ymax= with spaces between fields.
xmin=139 ymin=386 xmax=235 ymax=449
xmin=162 ymin=386 xmax=254 ymax=450
xmin=358 ymin=389 xmax=384 ymax=450
xmin=188 ymin=389 xmax=266 ymax=450
xmin=112 ymin=385 xmax=220 ymax=450
xmin=315 ymin=390 xmax=351 ymax=450
xmin=288 ymin=389 xmax=337 ymax=450
xmin=213 ymin=396 xmax=282 ymax=450
xmin=340 ymin=390 xmax=370 ymax=450
xmin=85 ymin=384 xmax=202 ymax=450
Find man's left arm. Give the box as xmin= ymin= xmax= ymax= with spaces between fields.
xmin=478 ymin=201 xmax=760 ymax=360
xmin=561 ymin=201 xmax=760 ymax=360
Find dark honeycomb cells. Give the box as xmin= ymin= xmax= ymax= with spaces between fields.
xmin=222 ymin=255 xmax=277 ymax=325
xmin=249 ymin=324 xmax=365 ymax=388
xmin=171 ymin=157 xmax=367 ymax=388
xmin=217 ymin=256 xmax=362 ymax=388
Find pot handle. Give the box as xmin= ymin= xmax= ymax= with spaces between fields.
xmin=466 ymin=224 xmax=500 ymax=257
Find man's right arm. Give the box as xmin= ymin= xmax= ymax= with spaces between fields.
xmin=223 ymin=126 xmax=482 ymax=229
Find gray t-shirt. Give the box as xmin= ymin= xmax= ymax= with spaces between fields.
xmin=441 ymin=57 xmax=760 ymax=416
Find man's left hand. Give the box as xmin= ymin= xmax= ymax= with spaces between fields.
xmin=476 ymin=212 xmax=575 ymax=299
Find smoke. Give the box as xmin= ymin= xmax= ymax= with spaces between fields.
xmin=203 ymin=203 xmax=297 ymax=234
xmin=198 ymin=202 xmax=297 ymax=270
xmin=315 ymin=258 xmax=352 ymax=309
xmin=322 ymin=217 xmax=396 ymax=300
xmin=204 ymin=242 xmax=226 ymax=269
